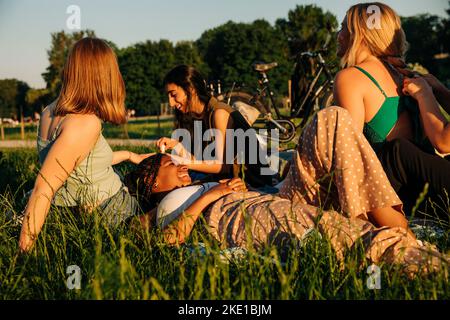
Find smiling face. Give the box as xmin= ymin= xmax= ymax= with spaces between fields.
xmin=166 ymin=83 xmax=189 ymax=114
xmin=152 ymin=154 xmax=192 ymax=193
xmin=337 ymin=18 xmax=350 ymax=58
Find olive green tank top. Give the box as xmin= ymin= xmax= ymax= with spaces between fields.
xmin=37 ymin=117 xmax=123 ymax=207
xmin=206 ymin=97 xmax=273 ymax=187
xmin=354 ymin=66 xmax=433 ymax=153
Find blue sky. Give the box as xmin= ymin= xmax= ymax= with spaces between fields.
xmin=0 ymin=0 xmax=448 ymax=88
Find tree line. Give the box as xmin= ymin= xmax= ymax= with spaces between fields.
xmin=1 ymin=4 xmax=449 ymax=119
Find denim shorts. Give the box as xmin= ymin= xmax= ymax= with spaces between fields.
xmin=16 ymin=185 xmax=140 ymax=228
xmin=98 ymin=186 xmax=140 ymax=227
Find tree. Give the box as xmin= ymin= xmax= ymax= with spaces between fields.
xmin=401 ymin=2 xmax=450 ymax=84
xmin=41 ymin=30 xmax=123 ymax=100
xmin=26 ymin=88 xmax=51 ymax=116
xmin=196 ymin=19 xmax=290 ymax=95
xmin=275 ymin=5 xmax=338 ymax=65
xmin=174 ymin=41 xmax=207 ymax=75
xmin=402 ymin=15 xmax=443 ymax=74
xmin=118 ymin=39 xmax=206 ymax=116
xmin=119 ymin=40 xmax=175 ymax=115
xmin=0 ymin=79 xmax=29 ymax=119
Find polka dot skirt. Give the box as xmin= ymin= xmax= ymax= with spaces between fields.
xmin=204 ymin=107 xmax=449 ymax=276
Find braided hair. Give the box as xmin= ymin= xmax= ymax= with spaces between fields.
xmin=124 ymin=153 xmax=164 ymax=212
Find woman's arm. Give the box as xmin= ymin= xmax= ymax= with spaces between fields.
xmin=165 ymin=109 xmax=234 ymax=175
xmin=403 ymin=77 xmax=450 ymax=154
xmin=385 ymin=58 xmax=450 ymax=114
xmin=422 ymin=73 xmax=450 ymax=115
xmin=187 ymin=109 xmax=234 ymax=174
xmin=112 ymin=150 xmax=154 ymax=165
xmin=18 ymin=115 xmax=101 ymax=252
xmin=162 ymin=178 xmax=246 ymax=245
xmin=333 ymin=69 xmax=366 ymax=132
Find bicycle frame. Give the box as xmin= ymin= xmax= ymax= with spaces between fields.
xmin=252 ymin=52 xmax=334 ymax=121
xmin=291 ymin=53 xmax=334 ymax=118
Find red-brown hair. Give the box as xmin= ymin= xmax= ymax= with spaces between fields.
xmin=54 ymin=37 xmax=127 ymax=124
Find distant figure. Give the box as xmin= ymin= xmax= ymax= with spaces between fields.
xmin=34 ymin=111 xmax=40 ymax=122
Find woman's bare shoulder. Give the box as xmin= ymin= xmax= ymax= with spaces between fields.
xmin=335 ymin=67 xmax=364 ymax=84
xmin=63 ymin=113 xmax=101 ymax=130
xmin=55 ymin=114 xmax=102 ymax=143
xmin=41 ymin=101 xmax=57 ymax=119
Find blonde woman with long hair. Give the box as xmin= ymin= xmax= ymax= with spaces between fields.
xmin=334 ymin=2 xmax=450 ymax=223
xmin=19 ymin=38 xmax=153 ymax=252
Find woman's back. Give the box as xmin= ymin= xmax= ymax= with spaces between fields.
xmin=336 ymin=59 xmax=418 ymax=146
xmin=37 ymin=103 xmax=122 ymax=208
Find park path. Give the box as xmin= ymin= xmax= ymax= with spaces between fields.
xmin=0 ymin=139 xmax=157 ymax=149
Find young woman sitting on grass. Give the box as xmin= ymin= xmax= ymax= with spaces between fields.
xmin=156 ymin=65 xmax=273 ymax=188
xmin=18 ymin=38 xmax=152 ymax=252
xmin=125 ymin=107 xmax=449 ymax=277
xmin=333 ymin=2 xmax=450 ymax=218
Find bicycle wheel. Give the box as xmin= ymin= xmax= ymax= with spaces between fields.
xmin=267 ymin=119 xmax=297 ymax=143
xmin=219 ymin=91 xmax=296 ymax=143
xmin=298 ymin=89 xmax=334 ymax=128
xmin=320 ymin=89 xmax=334 ymax=109
xmin=218 ymin=91 xmax=269 ymax=114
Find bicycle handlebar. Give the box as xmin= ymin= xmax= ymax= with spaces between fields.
xmin=299 ymin=48 xmax=328 ymax=59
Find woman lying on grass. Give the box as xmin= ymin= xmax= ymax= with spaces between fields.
xmin=125 ymin=107 xmax=449 ymax=277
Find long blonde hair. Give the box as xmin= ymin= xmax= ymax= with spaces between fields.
xmin=54 ymin=37 xmax=127 ymax=124
xmin=341 ymin=2 xmax=408 ymax=68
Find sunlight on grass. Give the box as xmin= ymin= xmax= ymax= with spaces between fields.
xmin=0 ymin=147 xmax=449 ymax=299
xmin=0 ymin=116 xmax=174 ymax=141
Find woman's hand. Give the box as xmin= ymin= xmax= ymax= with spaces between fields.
xmin=169 ymin=153 xmax=191 ymax=166
xmin=208 ymin=178 xmax=248 ymax=200
xmin=403 ymin=75 xmax=450 ymax=154
xmin=129 ymin=152 xmax=154 ymax=165
xmin=156 ymin=137 xmax=179 ymax=153
xmin=422 ymin=73 xmax=448 ymax=94
xmin=402 ymin=76 xmax=433 ymax=101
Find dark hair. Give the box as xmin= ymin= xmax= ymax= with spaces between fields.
xmin=124 ymin=153 xmax=165 ymax=212
xmin=163 ymin=65 xmax=211 ymax=151
xmin=163 ymin=65 xmax=210 ymax=109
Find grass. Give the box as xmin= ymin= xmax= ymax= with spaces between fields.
xmin=0 ymin=146 xmax=449 ymax=300
xmin=0 ymin=116 xmax=174 ymax=141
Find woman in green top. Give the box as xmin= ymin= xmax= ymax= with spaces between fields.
xmin=333 ymin=2 xmax=450 ymax=218
xmin=19 ymin=38 xmax=154 ymax=252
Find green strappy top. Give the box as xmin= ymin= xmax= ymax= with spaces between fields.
xmin=37 ymin=116 xmax=123 ymax=208
xmin=354 ymin=66 xmax=432 ymax=153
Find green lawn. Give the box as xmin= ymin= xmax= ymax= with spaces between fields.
xmin=0 ymin=147 xmax=449 ymax=300
xmin=0 ymin=116 xmax=174 ymax=141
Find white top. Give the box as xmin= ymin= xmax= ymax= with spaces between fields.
xmin=157 ymin=182 xmax=218 ymax=229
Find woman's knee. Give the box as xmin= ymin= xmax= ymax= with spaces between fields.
xmin=318 ymin=106 xmax=353 ymax=123
xmin=321 ymin=106 xmax=348 ymax=116
xmin=384 ymin=138 xmax=418 ymax=167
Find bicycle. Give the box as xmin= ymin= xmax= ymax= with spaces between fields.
xmin=216 ymin=39 xmax=335 ymax=143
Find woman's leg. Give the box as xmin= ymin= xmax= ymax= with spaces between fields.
xmin=318 ymin=209 xmax=448 ymax=276
xmin=279 ymin=106 xmax=408 ymax=230
xmin=378 ymin=138 xmax=450 ymax=220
